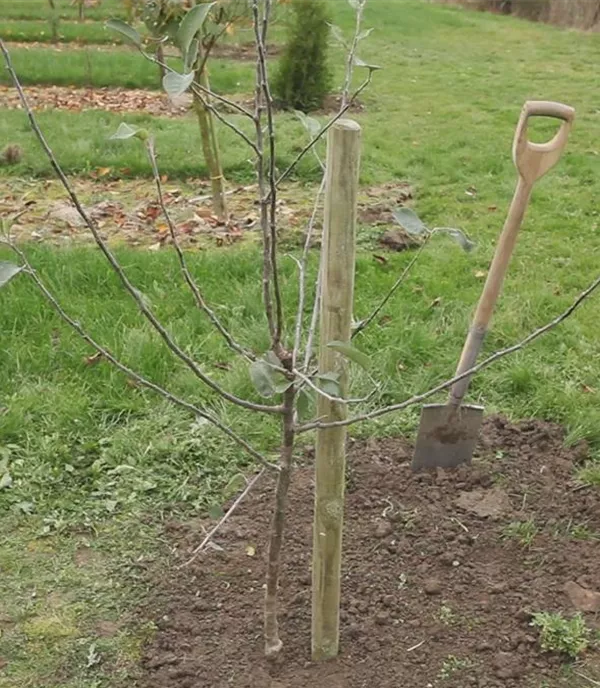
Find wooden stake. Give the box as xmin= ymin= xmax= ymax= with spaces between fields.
xmin=312 ymin=119 xmax=361 ymax=661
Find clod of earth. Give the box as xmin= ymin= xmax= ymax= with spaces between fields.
xmin=454 ymin=486 xmax=512 ymax=519
xmin=564 ymin=580 xmax=600 ymax=613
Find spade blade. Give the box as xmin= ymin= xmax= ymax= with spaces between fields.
xmin=411 ymin=403 xmax=484 ymax=471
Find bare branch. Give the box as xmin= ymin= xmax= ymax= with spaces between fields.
xmin=303 ymin=260 xmax=322 ymax=372
xmin=274 ymin=73 xmax=372 ymax=190
xmin=341 ymin=0 xmax=366 ymax=108
xmin=352 ymin=234 xmax=432 ymax=338
xmin=0 ymin=40 xmax=280 ymax=416
xmin=251 ymin=0 xmax=276 ymax=345
xmin=141 ymin=47 xmax=255 ymax=119
xmin=296 ymin=271 xmax=600 ymax=432
xmin=292 ymin=368 xmax=376 ymax=405
xmin=294 ymin=174 xmax=326 ymax=366
xmin=146 ymin=139 xmax=255 ymax=362
xmin=253 ymin=0 xmax=284 ymax=351
xmin=1 ymin=241 xmax=278 ymax=472
xmin=179 ymin=467 xmax=266 ymax=568
xmin=190 ymin=83 xmax=259 ymax=155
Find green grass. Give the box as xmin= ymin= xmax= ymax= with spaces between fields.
xmin=0 ymin=0 xmax=125 ymax=21
xmin=1 ymin=19 xmax=131 ymax=44
xmin=0 ymin=108 xmax=323 ymax=180
xmin=0 ymin=514 xmax=159 ymax=688
xmin=502 ymin=519 xmax=539 ymax=547
xmin=0 ymin=45 xmax=255 ymax=91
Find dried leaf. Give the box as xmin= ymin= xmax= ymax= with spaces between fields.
xmin=84 ymin=352 xmax=103 ymax=366
xmin=245 ymin=544 xmax=256 ymax=557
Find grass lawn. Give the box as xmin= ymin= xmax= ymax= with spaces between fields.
xmin=0 ymin=44 xmax=255 ymax=92
xmin=1 ymin=1 xmax=600 ymax=686
xmin=1 ymin=20 xmax=129 ymax=44
xmin=1 ymin=0 xmax=125 ymax=21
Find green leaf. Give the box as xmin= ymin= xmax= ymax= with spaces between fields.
xmin=176 ymin=2 xmax=215 ymax=55
xmin=353 ymin=55 xmax=382 ymax=71
xmin=274 ymin=380 xmax=294 ymax=394
xmin=109 ymin=122 xmax=139 ymax=140
xmin=392 ymin=207 xmax=429 ymax=237
xmin=208 ymin=503 xmax=224 ymax=520
xmin=105 ymin=19 xmax=141 ymax=46
xmin=0 ymin=262 xmax=23 ymax=289
xmin=249 ymin=359 xmax=276 ymax=398
xmin=296 ymin=388 xmax=313 ymax=420
xmin=163 ymin=71 xmax=195 ymax=100
xmin=264 ymin=350 xmax=282 ymax=370
xmin=327 ymin=341 xmax=371 ymax=370
xmin=316 ymin=373 xmax=342 ymax=398
xmin=294 ymin=110 xmax=321 ymax=137
xmin=435 ymin=227 xmax=476 ymax=253
xmin=184 ymin=37 xmax=200 ymax=73
xmin=225 ymin=473 xmax=246 ymax=495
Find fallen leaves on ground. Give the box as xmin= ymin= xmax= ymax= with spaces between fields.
xmin=0 ymin=84 xmax=189 ymax=118
xmin=2 ymin=177 xmax=426 ymax=250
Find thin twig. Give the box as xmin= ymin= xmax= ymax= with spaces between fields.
xmin=146 ymin=138 xmax=255 ymax=362
xmin=292 ymin=368 xmax=376 ymax=405
xmin=254 ymin=0 xmax=284 ymax=351
xmin=1 ymin=241 xmax=278 ymax=472
xmin=296 ymin=271 xmax=600 ymax=432
xmin=574 ymin=672 xmax=600 ymax=687
xmin=406 ymin=639 xmax=426 ymax=653
xmin=274 ymin=73 xmax=372 ymax=190
xmin=190 ymin=83 xmax=259 ymax=155
xmin=0 ymin=40 xmax=279 ymax=416
xmin=341 ymin=0 xmax=365 ymax=108
xmin=141 ymin=47 xmax=255 ymax=119
xmin=303 ymin=260 xmax=322 ymax=372
xmin=179 ymin=468 xmax=266 ymax=568
xmin=251 ymin=0 xmax=276 ymax=344
xmin=353 ymin=234 xmax=432 ymax=338
xmin=293 ymin=176 xmax=325 ymax=366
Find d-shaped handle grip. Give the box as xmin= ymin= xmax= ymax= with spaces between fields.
xmin=512 ymin=100 xmax=575 ymax=185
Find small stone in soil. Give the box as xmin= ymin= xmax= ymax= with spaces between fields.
xmin=374 ymin=521 xmax=393 ymax=538
xmin=423 ymin=578 xmax=442 ymax=595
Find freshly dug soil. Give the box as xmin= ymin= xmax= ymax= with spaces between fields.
xmin=141 ymin=416 xmax=600 ymax=687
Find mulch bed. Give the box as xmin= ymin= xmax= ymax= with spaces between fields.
xmin=140 ymin=415 xmax=600 ymax=688
xmin=0 ymin=85 xmax=364 ymax=118
xmin=0 ymin=84 xmax=189 ymax=117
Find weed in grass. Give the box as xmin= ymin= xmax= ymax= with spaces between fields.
xmin=531 ymin=611 xmax=591 ymax=659
xmin=438 ymin=655 xmax=474 ymax=679
xmin=502 ymin=519 xmax=539 ymax=547
xmin=577 ymin=463 xmax=600 ymax=487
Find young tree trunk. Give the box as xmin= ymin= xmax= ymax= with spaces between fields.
xmin=264 ymin=381 xmax=295 ymax=657
xmin=156 ymin=43 xmax=167 ymax=83
xmin=48 ymin=0 xmax=59 ymax=43
xmin=77 ymin=0 xmax=84 ymax=22
xmin=193 ymin=61 xmax=228 ymax=222
xmin=312 ymin=119 xmax=361 ymax=661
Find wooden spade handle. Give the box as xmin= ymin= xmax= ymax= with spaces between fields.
xmin=448 ymin=101 xmax=575 ymax=407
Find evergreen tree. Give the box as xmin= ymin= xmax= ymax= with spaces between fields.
xmin=274 ymin=0 xmax=332 ymax=112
